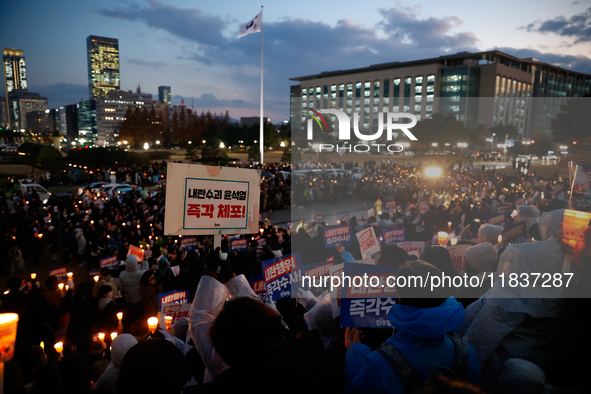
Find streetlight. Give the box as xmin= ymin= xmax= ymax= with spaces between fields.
xmin=156 ymin=140 xmax=160 ymax=145
xmin=280 ymin=141 xmax=286 ymax=148
xmin=457 ymin=142 xmax=467 ymax=156
xmin=202 ymin=140 xmax=206 ymax=144
xmin=143 ymin=143 xmax=149 ymax=150
xmin=431 ymin=143 xmax=438 ymax=147
xmin=219 ymin=142 xmax=225 ymax=148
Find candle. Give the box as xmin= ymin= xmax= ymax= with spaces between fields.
xmin=164 ymin=315 xmax=172 ymax=329
xmin=67 ymin=272 xmax=73 ymax=279
xmin=54 ymin=341 xmax=63 ymax=354
xmin=93 ymin=276 xmax=99 ymax=283
xmin=117 ymin=312 xmax=123 ymax=321
xmin=110 ymin=332 xmax=117 ymax=341
xmin=147 ymin=317 xmax=158 ymax=332
xmin=0 ymin=313 xmax=18 ymax=362
xmin=450 ymin=238 xmax=458 ymax=246
xmin=40 ymin=341 xmax=44 ymax=350
xmin=31 ymin=273 xmax=36 ymax=280
xmin=98 ymin=333 xmax=105 ymax=342
xmin=58 ymin=283 xmax=64 ymax=291
xmin=437 ymin=232 xmax=448 ymax=246
xmin=447 ymin=221 xmax=452 ymax=229
xmin=65 ymin=285 xmax=69 ymax=291
xmin=498 ymin=235 xmax=503 ymax=244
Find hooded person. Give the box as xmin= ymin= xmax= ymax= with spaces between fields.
xmin=497 ymin=358 xmax=559 ymax=394
xmin=119 ymin=255 xmax=146 ymax=326
xmin=456 ymin=209 xmax=565 ymax=390
xmin=95 ymin=334 xmax=138 ymax=393
xmin=462 ymin=243 xmax=498 ymax=304
xmin=419 ymin=246 xmax=461 ymax=278
xmin=477 ymin=223 xmax=503 ymax=245
xmin=516 ymin=205 xmax=540 ymax=229
xmin=344 ymin=261 xmax=481 ymax=393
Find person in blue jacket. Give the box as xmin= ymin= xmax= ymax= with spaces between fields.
xmin=344 ymin=261 xmax=481 ymax=393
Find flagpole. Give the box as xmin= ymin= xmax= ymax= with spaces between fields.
xmin=260 ymin=5 xmax=264 ymax=165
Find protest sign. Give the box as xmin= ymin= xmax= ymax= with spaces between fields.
xmin=254 ymin=235 xmax=266 ymax=246
xmin=340 ymin=214 xmax=349 ymax=224
xmin=261 ymin=253 xmax=302 ymax=302
xmin=48 ymin=267 xmax=67 ymax=280
xmin=381 ymin=228 xmax=406 ymax=246
xmin=301 ymin=260 xmax=334 ymax=290
xmin=180 ymin=237 xmax=198 ymax=251
xmin=171 ymin=266 xmax=180 ymax=276
xmin=249 ymin=274 xmax=267 ymax=302
xmin=446 ymin=244 xmax=470 ymax=274
xmin=497 ymin=204 xmax=515 ymax=214
xmin=127 ymin=245 xmax=145 ymax=262
xmin=159 ymin=303 xmax=191 ymax=329
xmin=501 ymin=221 xmax=528 ymax=246
xmin=164 ymin=163 xmax=260 ymax=235
xmin=89 ymin=269 xmax=100 ymax=276
xmin=340 ymin=263 xmax=399 ymax=328
xmin=230 ymin=238 xmax=249 ymax=252
xmin=99 ymin=256 xmax=118 ymax=269
xmin=396 ymin=241 xmax=425 ymax=257
xmin=486 ymin=212 xmax=506 ymax=228
xmin=356 ymin=227 xmax=380 ymax=259
xmin=329 ymin=263 xmax=344 ymax=318
xmin=367 ymin=208 xmax=374 ymax=218
xmin=323 ymin=224 xmax=352 ymax=248
xmin=158 ymin=290 xmax=189 ymax=311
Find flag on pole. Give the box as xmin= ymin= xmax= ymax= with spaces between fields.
xmin=237 ymin=10 xmax=263 ymax=38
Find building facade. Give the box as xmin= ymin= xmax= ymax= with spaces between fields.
xmin=290 ymin=51 xmax=591 ymax=140
xmin=77 ymin=100 xmax=97 ymax=140
xmin=95 ymin=89 xmax=154 ymax=144
xmin=87 ymin=36 xmax=120 ymax=100
xmin=158 ymin=86 xmax=171 ymax=107
xmin=3 ymin=48 xmax=28 ymax=129
xmin=7 ymin=90 xmax=48 ymax=131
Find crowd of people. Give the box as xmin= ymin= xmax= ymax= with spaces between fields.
xmin=0 ymin=156 xmax=588 ymax=394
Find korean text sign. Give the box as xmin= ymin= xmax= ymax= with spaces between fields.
xmin=323 ymin=224 xmax=352 ymax=248
xmin=249 ymin=274 xmax=267 ymax=302
xmin=100 ymin=256 xmax=118 ymax=269
xmin=164 ymin=163 xmax=260 ymax=235
xmin=501 ymin=221 xmax=528 ymax=246
xmin=261 ymin=252 xmax=302 ymax=302
xmin=356 ymin=227 xmax=380 ymax=259
xmin=381 ymin=228 xmax=406 ymax=246
xmin=158 ymin=290 xmax=188 ymax=311
xmin=487 ymin=212 xmax=506 ymax=228
xmin=340 ymin=263 xmax=399 ymax=328
xmin=180 ymin=237 xmax=198 ymax=251
xmin=127 ymin=245 xmax=145 ymax=262
xmin=230 ymin=238 xmax=249 ymax=252
xmin=48 ymin=267 xmax=67 ymax=280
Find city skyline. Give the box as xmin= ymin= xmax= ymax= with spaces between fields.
xmin=1 ymin=0 xmax=591 ymax=122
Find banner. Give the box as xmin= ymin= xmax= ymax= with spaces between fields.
xmin=301 ymin=260 xmax=334 ymax=290
xmin=249 ymin=274 xmax=267 ymax=302
xmin=160 ymin=302 xmax=191 ymax=329
xmin=164 ymin=163 xmax=260 ymax=235
xmin=99 ymin=256 xmax=118 ymax=269
xmin=356 ymin=227 xmax=380 ymax=259
xmin=486 ymin=212 xmax=506 ymax=228
xmin=180 ymin=237 xmax=198 ymax=251
xmin=446 ymin=244 xmax=470 ymax=274
xmin=381 ymin=228 xmax=406 ymax=246
xmin=323 ymin=224 xmax=352 ymax=248
xmin=261 ymin=253 xmax=302 ymax=302
xmin=159 ymin=290 xmax=189 ymax=311
xmin=48 ymin=267 xmax=67 ymax=280
xmin=230 ymin=238 xmax=249 ymax=252
xmin=127 ymin=245 xmax=145 ymax=262
xmin=340 ymin=263 xmax=399 ymax=328
xmin=501 ymin=221 xmax=528 ymax=246
xmin=396 ymin=241 xmax=425 ymax=257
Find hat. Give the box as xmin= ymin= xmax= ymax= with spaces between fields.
xmin=478 ymin=223 xmax=503 ymax=245
xmin=395 ymin=219 xmax=404 ymax=227
xmin=466 ymin=243 xmax=497 ymax=273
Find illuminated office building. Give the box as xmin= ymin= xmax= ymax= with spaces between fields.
xmin=87 ymin=36 xmax=120 ymax=100
xmin=3 ymin=48 xmax=28 ymax=129
xmin=158 ymin=86 xmax=171 ymax=107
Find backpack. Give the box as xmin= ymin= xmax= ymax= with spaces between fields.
xmin=377 ymin=333 xmax=469 ymax=393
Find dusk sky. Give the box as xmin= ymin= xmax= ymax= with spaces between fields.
xmin=2 ymin=0 xmax=591 ymax=122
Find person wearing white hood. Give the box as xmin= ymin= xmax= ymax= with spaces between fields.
xmin=75 ymin=228 xmax=86 ymax=266
xmin=456 ymin=209 xmax=566 ymax=390
xmin=119 ymin=255 xmax=146 ymax=325
xmin=95 ymin=334 xmax=138 ymax=393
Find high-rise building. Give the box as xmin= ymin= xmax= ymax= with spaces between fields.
xmin=290 ymin=50 xmax=591 ymax=138
xmin=87 ymin=36 xmax=120 ymax=100
xmin=77 ymin=100 xmax=97 ymax=140
xmin=158 ymin=86 xmax=171 ymax=107
xmin=7 ymin=90 xmax=48 ymax=131
xmin=3 ymin=48 xmax=28 ymax=129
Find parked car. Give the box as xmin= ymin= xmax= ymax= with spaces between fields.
xmin=21 ymin=183 xmax=51 ymax=204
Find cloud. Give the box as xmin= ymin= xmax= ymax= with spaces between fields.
xmin=95 ymin=0 xmax=228 ymax=47
xmin=34 ymin=83 xmax=89 ymax=108
xmin=171 ymin=93 xmax=258 ymax=109
xmin=125 ymin=58 xmax=166 ymax=69
xmin=523 ymin=8 xmax=591 ymax=43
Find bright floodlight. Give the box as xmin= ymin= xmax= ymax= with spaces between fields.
xmin=219 ymin=142 xmax=225 ymax=148
xmin=143 ymin=143 xmax=149 ymax=150
xmin=425 ymin=167 xmax=442 ymax=177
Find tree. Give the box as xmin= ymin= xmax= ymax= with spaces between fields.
xmin=37 ymin=146 xmax=64 ymax=174
xmin=200 ymin=136 xmax=229 ymax=164
xmin=412 ymin=113 xmax=468 ymax=151
xmin=489 ymin=124 xmax=519 ymax=143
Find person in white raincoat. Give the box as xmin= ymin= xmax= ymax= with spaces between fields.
xmin=456 ymin=209 xmax=566 ymax=390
